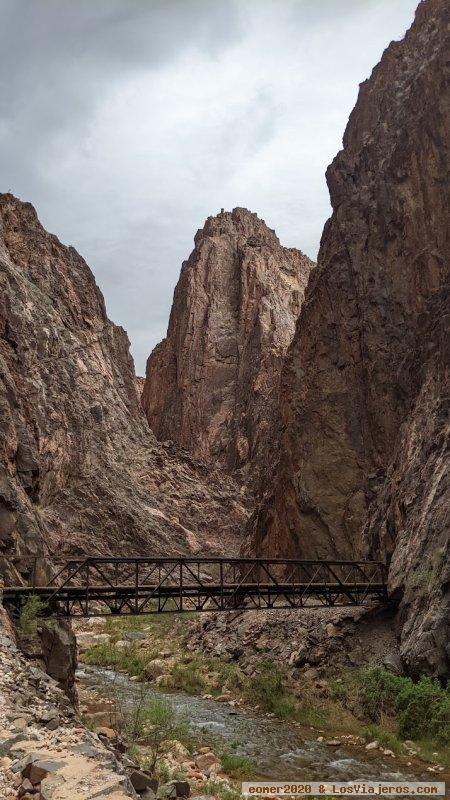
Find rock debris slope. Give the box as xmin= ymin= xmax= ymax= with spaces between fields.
xmin=248 ymin=0 xmax=449 ymax=677
xmin=0 ymin=618 xmax=137 ymax=799
xmin=0 ymin=193 xmax=247 ymax=577
xmin=142 ymin=208 xmax=313 ymax=492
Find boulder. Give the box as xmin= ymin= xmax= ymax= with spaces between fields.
xmin=18 ymin=778 xmax=34 ymax=795
xmin=40 ymin=620 xmax=78 ymax=704
xmin=365 ymin=741 xmax=379 ymax=751
xmin=195 ymin=752 xmax=220 ymax=771
xmin=23 ymin=758 xmax=65 ymax=785
xmin=143 ymin=658 xmax=166 ymax=680
xmin=76 ymin=632 xmax=111 ymax=649
xmin=97 ymin=727 xmax=117 ymax=740
xmin=125 ymin=631 xmax=146 ymax=641
xmin=166 ymin=780 xmax=190 ymax=798
xmin=383 ymin=652 xmax=404 ymax=676
xmin=129 ymin=770 xmax=157 ymax=794
xmin=141 ymin=790 xmax=157 ymax=800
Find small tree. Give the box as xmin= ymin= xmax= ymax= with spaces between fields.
xmin=140 ymin=697 xmax=189 ymax=774
xmin=19 ymin=595 xmax=47 ymax=634
xmin=104 ymin=678 xmax=189 ymax=775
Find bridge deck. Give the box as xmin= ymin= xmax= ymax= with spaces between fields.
xmin=2 ymin=556 xmax=388 ymax=618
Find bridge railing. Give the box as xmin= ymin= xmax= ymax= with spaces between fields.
xmin=1 ymin=555 xmax=388 ymax=616
xmin=2 ymin=555 xmax=387 ymax=590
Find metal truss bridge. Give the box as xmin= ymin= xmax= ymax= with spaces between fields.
xmin=2 ymin=556 xmax=388 ymax=618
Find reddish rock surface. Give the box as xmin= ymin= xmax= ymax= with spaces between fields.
xmin=142 ymin=208 xmax=313 ymax=491
xmin=0 ymin=194 xmax=248 ymax=577
xmin=248 ymin=0 xmax=449 ymax=676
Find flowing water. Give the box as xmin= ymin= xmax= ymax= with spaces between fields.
xmin=79 ymin=666 xmax=430 ymax=782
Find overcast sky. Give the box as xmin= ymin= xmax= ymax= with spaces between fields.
xmin=0 ymin=0 xmax=418 ymax=374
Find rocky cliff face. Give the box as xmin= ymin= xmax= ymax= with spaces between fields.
xmin=0 ymin=194 xmax=247 ymax=578
xmin=248 ymin=0 xmax=449 ymax=677
xmin=142 ymin=208 xmax=313 ymax=491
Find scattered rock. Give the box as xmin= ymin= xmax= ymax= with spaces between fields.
xmin=365 ymin=741 xmax=379 ymax=751
xmin=76 ymin=632 xmax=111 ymax=650
xmin=23 ymin=759 xmax=65 ymax=785
xmin=125 ymin=632 xmax=146 ymax=641
xmin=195 ymin=752 xmax=220 ymax=770
xmin=12 ymin=718 xmax=28 ymax=731
xmin=129 ymin=769 xmax=157 ymax=793
xmin=143 ymin=659 xmax=166 ymax=680
xmin=166 ymin=780 xmax=190 ymax=798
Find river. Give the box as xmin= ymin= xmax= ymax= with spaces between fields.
xmin=78 ymin=666 xmax=432 ymax=783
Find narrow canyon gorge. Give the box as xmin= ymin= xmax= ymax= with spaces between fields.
xmin=0 ymin=1 xmax=448 ymax=798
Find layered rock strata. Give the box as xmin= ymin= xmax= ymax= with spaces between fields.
xmin=142 ymin=208 xmax=313 ymax=492
xmin=248 ymin=0 xmax=449 ymax=676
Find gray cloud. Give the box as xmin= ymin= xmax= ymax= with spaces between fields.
xmin=0 ymin=0 xmax=418 ymax=373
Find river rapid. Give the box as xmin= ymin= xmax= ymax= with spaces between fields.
xmin=78 ymin=666 xmax=432 ymax=783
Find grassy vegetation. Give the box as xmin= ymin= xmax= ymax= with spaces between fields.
xmin=327 ymin=666 xmax=449 ymax=765
xmin=202 ymin=781 xmax=242 ymax=800
xmin=81 ymin=615 xmax=450 ymax=769
xmin=244 ymin=661 xmax=296 ymax=718
xmin=83 ymin=609 xmax=191 ymax=677
xmin=164 ymin=660 xmax=207 ymax=695
xmin=163 ymin=652 xmax=246 ymax=697
xmin=83 ymin=640 xmax=148 ymax=677
xmin=361 ymin=725 xmax=404 ymax=754
xmin=219 ymin=752 xmax=255 ymax=779
xmin=102 ymin=608 xmax=190 ymax=640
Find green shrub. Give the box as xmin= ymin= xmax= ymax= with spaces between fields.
xmin=202 ymin=781 xmax=242 ymax=800
xmin=18 ymin=595 xmax=47 ymax=633
xmin=220 ymin=751 xmax=255 ymax=778
xmin=245 ymin=662 xmax=295 ymax=718
xmin=105 ymin=680 xmax=190 ymax=776
xmin=80 ymin=715 xmax=96 ymax=732
xmin=294 ymin=706 xmax=328 ymax=728
xmin=166 ymin=660 xmax=206 ymax=695
xmin=396 ymin=677 xmax=450 ymax=744
xmin=360 ymin=667 xmax=400 ymax=720
xmin=155 ymin=760 xmax=171 ymax=784
xmin=360 ymin=667 xmax=449 ymax=744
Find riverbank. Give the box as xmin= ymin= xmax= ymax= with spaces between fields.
xmin=75 ymin=611 xmax=449 ymax=793
xmin=0 ymin=610 xmax=138 ymax=800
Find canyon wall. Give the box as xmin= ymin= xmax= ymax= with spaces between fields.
xmin=0 ymin=194 xmax=247 ymax=580
xmin=142 ymin=208 xmax=313 ymax=491
xmin=248 ymin=0 xmax=449 ymax=676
